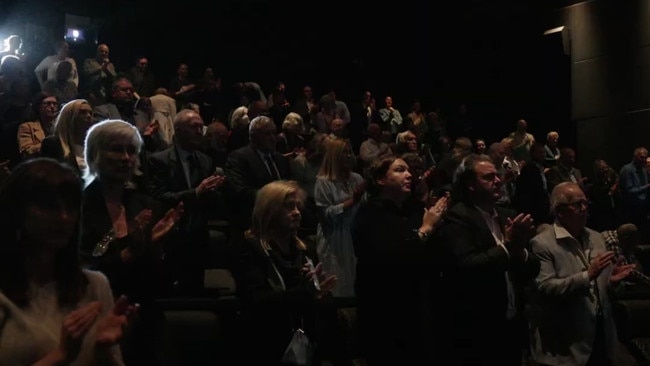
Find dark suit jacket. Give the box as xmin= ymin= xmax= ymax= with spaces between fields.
xmin=438 ymin=202 xmax=541 ymax=362
xmin=40 ymin=135 xmax=81 ymax=174
xmin=515 ymin=162 xmax=552 ymax=224
xmin=546 ymin=163 xmax=584 ymax=192
xmin=79 ymin=179 xmax=164 ymax=303
xmin=147 ymin=145 xmax=216 ymax=248
xmin=224 ymin=145 xmax=290 ymax=230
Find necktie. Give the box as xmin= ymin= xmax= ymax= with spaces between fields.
xmin=265 ymin=153 xmax=281 ymax=181
xmin=187 ymin=153 xmax=200 ymax=188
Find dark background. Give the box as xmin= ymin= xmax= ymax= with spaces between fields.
xmin=0 ymin=0 xmax=573 ymax=147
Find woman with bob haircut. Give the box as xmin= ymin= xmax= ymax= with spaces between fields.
xmin=79 ymin=119 xmax=182 ymax=365
xmin=0 ymin=158 xmax=136 ymax=365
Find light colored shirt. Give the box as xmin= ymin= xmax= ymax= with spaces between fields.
xmin=34 ymin=55 xmax=79 ymax=88
xmin=0 ymin=270 xmax=123 ymax=365
xmin=476 ymin=206 xmax=519 ymax=320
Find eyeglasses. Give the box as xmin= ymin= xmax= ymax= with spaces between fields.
xmin=560 ymin=199 xmax=589 ymax=210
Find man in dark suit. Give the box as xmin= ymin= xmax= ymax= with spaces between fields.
xmin=515 ymin=143 xmax=553 ymax=224
xmin=546 ymin=147 xmax=586 ymax=192
xmin=225 ymin=115 xmax=290 ymax=238
xmin=148 ymin=109 xmax=224 ymax=295
xmin=438 ymin=154 xmax=541 ymax=365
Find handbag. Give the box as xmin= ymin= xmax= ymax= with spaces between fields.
xmin=281 ymin=328 xmax=312 ymax=366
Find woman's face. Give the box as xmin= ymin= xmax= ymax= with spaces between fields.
xmin=22 ymin=199 xmax=78 ymax=251
xmin=341 ymin=145 xmax=354 ymax=170
xmin=74 ymin=103 xmax=94 ymax=137
xmin=39 ymin=96 xmax=58 ymax=121
xmin=379 ymin=159 xmax=412 ymax=196
xmin=278 ymin=192 xmax=302 ymax=232
xmin=98 ymin=136 xmax=138 ymax=183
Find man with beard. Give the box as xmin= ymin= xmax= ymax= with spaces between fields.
xmin=438 ymin=154 xmax=540 ymax=365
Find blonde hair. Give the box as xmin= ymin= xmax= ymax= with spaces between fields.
xmin=282 ymin=112 xmax=303 ymax=132
xmin=230 ymin=106 xmax=249 ymax=129
xmin=54 ymin=99 xmax=91 ymax=159
xmin=248 ymin=180 xmax=307 ymax=250
xmin=396 ymin=130 xmax=416 ymax=144
xmin=318 ymin=138 xmax=352 ymax=181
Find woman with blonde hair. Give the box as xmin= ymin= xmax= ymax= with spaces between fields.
xmin=315 ymin=138 xmax=365 ymax=297
xmin=276 ymin=112 xmax=306 ymax=155
xmin=40 ymin=98 xmax=94 ymax=174
xmin=233 ymin=180 xmax=336 ymax=365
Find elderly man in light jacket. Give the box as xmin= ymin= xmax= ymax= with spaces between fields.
xmin=528 ymin=182 xmax=635 ymax=366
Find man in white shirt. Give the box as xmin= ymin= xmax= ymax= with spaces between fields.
xmin=34 ymin=41 xmax=79 ymax=89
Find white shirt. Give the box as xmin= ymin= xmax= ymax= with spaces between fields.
xmin=476 ymin=206 xmax=519 ymax=320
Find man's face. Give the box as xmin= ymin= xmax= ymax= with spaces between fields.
xmin=176 ymin=112 xmax=205 ymax=150
xmin=251 ymin=123 xmax=277 ymax=151
xmin=112 ymin=80 xmax=134 ymax=103
xmin=556 ymin=186 xmax=588 ymax=229
xmin=561 ymin=150 xmax=576 ymax=167
xmin=303 ymin=87 xmax=312 ymax=99
xmin=470 ymin=161 xmax=502 ymax=202
xmin=57 ymin=42 xmax=70 ymax=58
xmin=330 ymin=119 xmax=344 ymax=136
xmin=137 ymin=58 xmax=148 ymax=72
xmin=97 ymin=45 xmax=109 ymax=60
xmin=635 ymin=150 xmax=648 ymax=166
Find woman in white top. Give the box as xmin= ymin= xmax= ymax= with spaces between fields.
xmin=0 ymin=158 xmax=136 ymax=365
xmin=314 ymin=138 xmax=366 ymax=297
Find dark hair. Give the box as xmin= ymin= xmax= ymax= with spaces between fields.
xmin=451 ymin=154 xmax=493 ymax=204
xmin=30 ymin=91 xmax=58 ymax=119
xmin=0 ymin=158 xmax=86 ymax=307
xmin=368 ymin=156 xmax=399 ymax=196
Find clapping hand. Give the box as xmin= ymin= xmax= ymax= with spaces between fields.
xmin=143 ymin=119 xmax=160 ymax=137
xmin=95 ymin=295 xmax=139 ymax=345
xmin=504 ymin=213 xmax=534 ymax=249
xmin=421 ymin=193 xmax=449 ymax=232
xmin=587 ymin=251 xmax=616 ymax=280
xmin=57 ymin=301 xmax=103 ymax=362
xmin=610 ymin=257 xmax=636 ymax=284
xmin=152 ymin=202 xmax=184 ymax=243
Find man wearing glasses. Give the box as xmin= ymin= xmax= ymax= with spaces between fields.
xmin=528 ymin=182 xmax=635 ymax=366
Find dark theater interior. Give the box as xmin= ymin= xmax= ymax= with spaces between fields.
xmin=1 ymin=0 xmax=650 ymax=365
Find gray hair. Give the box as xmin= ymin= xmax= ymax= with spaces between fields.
xmin=550 ymin=181 xmax=580 ymax=215
xmin=173 ymin=108 xmax=200 ymax=128
xmin=249 ymin=115 xmax=274 ymax=136
xmin=83 ymin=119 xmax=142 ymax=186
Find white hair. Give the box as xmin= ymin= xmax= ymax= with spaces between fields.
xmin=83 ymin=119 xmax=142 ymax=186
xmin=550 ymin=181 xmax=580 ymax=215
xmin=248 ymin=115 xmax=274 ymax=136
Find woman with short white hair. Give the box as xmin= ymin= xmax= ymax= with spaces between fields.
xmin=80 ymin=119 xmax=182 ymax=365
